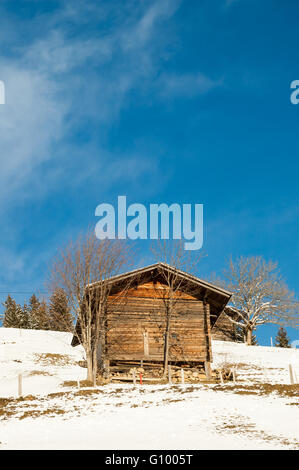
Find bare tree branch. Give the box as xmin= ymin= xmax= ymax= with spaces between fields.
xmin=220 ymin=256 xmax=299 ymax=345
xmin=48 ymin=230 xmax=132 ymax=381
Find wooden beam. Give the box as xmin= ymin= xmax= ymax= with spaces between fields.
xmin=204 ymin=361 xmax=211 ymax=380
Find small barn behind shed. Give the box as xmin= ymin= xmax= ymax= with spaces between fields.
xmin=211 ymin=306 xmax=242 ymax=342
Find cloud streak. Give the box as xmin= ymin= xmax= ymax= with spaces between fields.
xmin=157 ymin=72 xmax=221 ymax=98
xmin=0 ymin=0 xmax=221 ymax=297
xmin=0 ymin=0 xmax=219 ymax=209
xmin=0 ymin=1 xmax=184 ymax=206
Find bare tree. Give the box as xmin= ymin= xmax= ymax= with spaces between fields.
xmin=151 ymin=240 xmax=201 ymax=376
xmin=221 ymin=256 xmax=298 ymax=345
xmin=48 ymin=231 xmax=131 ymax=382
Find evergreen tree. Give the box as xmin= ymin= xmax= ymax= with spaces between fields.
xmin=3 ymin=295 xmax=20 ymax=328
xmin=27 ymin=294 xmax=51 ymax=330
xmin=48 ymin=288 xmax=73 ymax=332
xmin=234 ymin=324 xmax=258 ymax=344
xmin=20 ymin=303 xmax=30 ymax=329
xmin=27 ymin=294 xmax=41 ymax=329
xmin=234 ymin=323 xmax=245 ymax=342
xmin=275 ymin=327 xmax=291 ymax=348
xmin=38 ymin=299 xmax=51 ymax=330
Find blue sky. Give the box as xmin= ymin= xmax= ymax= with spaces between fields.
xmin=0 ymin=0 xmax=298 ymax=345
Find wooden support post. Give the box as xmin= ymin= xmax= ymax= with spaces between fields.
xmin=143 ymin=331 xmax=149 ymax=357
xmin=289 ymin=364 xmax=295 ymax=385
xmin=180 ymin=368 xmax=185 ymax=385
xmin=219 ymin=369 xmax=224 ymax=385
xmin=203 ymin=295 xmax=212 ymax=364
xmin=18 ymin=373 xmax=22 ymax=397
xmin=168 ymin=365 xmax=172 ymax=385
xmin=204 ymin=361 xmax=211 ymax=380
xmin=132 ymin=369 xmax=136 ymax=386
xmin=104 ymin=359 xmax=110 ymax=379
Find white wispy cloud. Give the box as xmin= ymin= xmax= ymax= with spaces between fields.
xmin=0 ymin=0 xmax=220 ymax=294
xmin=0 ymin=0 xmax=184 ymax=207
xmin=0 ymin=62 xmax=68 ymax=202
xmin=157 ymin=72 xmax=221 ymax=98
xmin=0 ymin=0 xmax=220 ymax=210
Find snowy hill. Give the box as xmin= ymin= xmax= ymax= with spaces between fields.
xmin=0 ymin=328 xmax=298 ymax=450
xmin=0 ymin=328 xmax=86 ymax=398
xmin=0 ymin=328 xmax=298 ymax=398
xmin=212 ymin=339 xmax=299 ymax=384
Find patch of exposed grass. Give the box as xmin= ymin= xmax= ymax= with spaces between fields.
xmin=47 ymin=391 xmax=72 ymax=400
xmin=73 ymin=386 xmax=107 ymax=397
xmin=212 ymin=383 xmax=299 ymax=399
xmin=16 ymin=395 xmax=38 ymax=402
xmin=62 ymin=379 xmax=106 ymax=388
xmin=221 ymin=362 xmax=263 ymax=370
xmin=28 ymin=370 xmax=53 ymax=377
xmin=34 ymin=353 xmax=75 ymax=366
xmin=216 ymin=415 xmax=299 ymax=449
xmin=0 ymin=398 xmax=16 ymax=420
xmin=176 ymin=386 xmax=197 ymax=394
xmin=0 ymin=408 xmax=16 ymax=420
xmin=62 ymin=380 xmax=79 ymax=388
xmin=74 ymin=389 xmax=102 ymax=397
xmin=0 ymin=397 xmax=15 ymax=407
xmin=162 ymin=398 xmax=184 ymax=404
xmin=19 ymin=408 xmax=66 ymax=420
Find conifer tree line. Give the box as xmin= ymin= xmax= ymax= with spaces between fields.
xmin=2 ymin=288 xmax=73 ymax=332
xmin=275 ymin=327 xmax=291 ymax=348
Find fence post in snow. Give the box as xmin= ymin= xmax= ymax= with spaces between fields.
xmin=270 ymin=337 xmax=273 ymax=347
xmin=232 ymin=368 xmax=236 ymax=384
xmin=219 ymin=369 xmax=224 ymax=385
xmin=289 ymin=364 xmax=295 ymax=384
xmin=18 ymin=373 xmax=22 ymax=397
xmin=77 ymin=380 xmax=80 ymax=389
xmin=132 ymin=369 xmax=136 ymax=386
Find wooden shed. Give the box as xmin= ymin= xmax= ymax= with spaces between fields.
xmin=72 ymin=263 xmax=232 ymax=370
xmin=211 ymin=306 xmax=242 ymax=342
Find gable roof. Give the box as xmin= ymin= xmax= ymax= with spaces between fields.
xmin=72 ymin=263 xmax=232 ymax=346
xmin=88 ymin=262 xmax=230 ymax=294
xmin=95 ymin=262 xmax=230 ymax=318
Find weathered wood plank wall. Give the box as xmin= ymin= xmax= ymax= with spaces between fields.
xmin=106 ymin=281 xmax=212 ymax=362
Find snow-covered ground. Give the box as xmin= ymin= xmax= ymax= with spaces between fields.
xmin=0 ymin=328 xmax=86 ymax=398
xmin=212 ymin=339 xmax=299 ymax=384
xmin=0 ymin=328 xmax=298 ymax=450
